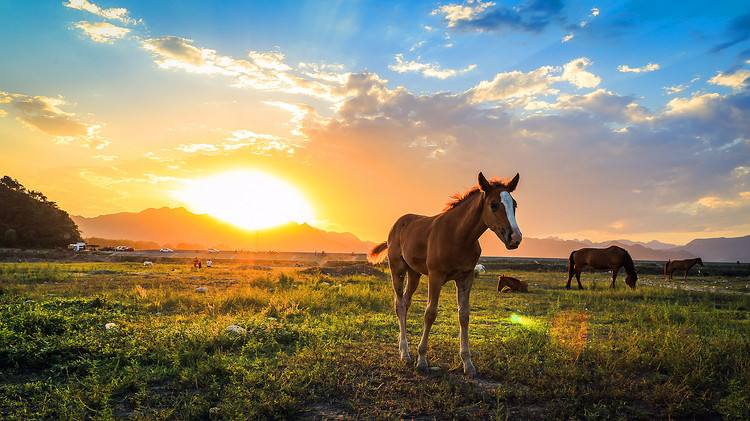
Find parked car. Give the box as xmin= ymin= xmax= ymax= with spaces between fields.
xmin=114 ymin=245 xmax=134 ymax=252
xmin=68 ymin=242 xmax=86 ymax=252
xmin=207 ymin=248 xmax=220 ymax=253
xmin=160 ymin=248 xmax=173 ymax=253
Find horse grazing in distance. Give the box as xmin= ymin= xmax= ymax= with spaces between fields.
xmin=368 ymin=172 xmax=522 ymax=377
xmin=567 ymin=246 xmax=637 ymax=290
xmin=664 ymin=257 xmax=703 ymax=280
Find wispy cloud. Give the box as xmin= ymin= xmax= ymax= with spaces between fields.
xmin=141 ymin=36 xmax=345 ymax=101
xmin=708 ymin=68 xmax=750 ymax=90
xmin=561 ymin=33 xmax=574 ymax=43
xmin=73 ymin=21 xmax=130 ymax=43
xmin=468 ymin=57 xmax=600 ymax=105
xmin=617 ymin=63 xmax=660 ymax=73
xmin=177 ymin=129 xmax=298 ymax=156
xmin=389 ymin=54 xmax=476 ymax=79
xmin=0 ymin=90 xmax=108 ymax=148
xmin=64 ymin=0 xmax=137 ymax=25
xmin=433 ymin=0 xmax=564 ymax=33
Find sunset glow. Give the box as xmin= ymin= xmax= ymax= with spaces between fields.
xmin=173 ymin=171 xmax=314 ymax=230
xmin=1 ymin=1 xmax=749 ymax=246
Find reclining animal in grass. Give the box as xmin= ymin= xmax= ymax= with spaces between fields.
xmin=497 ymin=275 xmax=528 ymax=292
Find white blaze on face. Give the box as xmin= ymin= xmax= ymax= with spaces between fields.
xmin=500 ymin=191 xmax=522 ymax=241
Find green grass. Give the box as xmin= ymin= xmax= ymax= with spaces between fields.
xmin=1 ymin=262 xmax=749 ymax=419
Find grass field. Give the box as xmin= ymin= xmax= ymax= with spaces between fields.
xmin=1 ymin=260 xmax=749 ymax=419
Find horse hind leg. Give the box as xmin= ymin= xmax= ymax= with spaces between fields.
xmin=397 ymin=268 xmax=421 ymax=364
xmin=389 ymin=258 xmax=410 ymax=363
xmin=576 ymin=272 xmax=584 ymax=290
xmin=566 ymin=268 xmax=575 ymax=289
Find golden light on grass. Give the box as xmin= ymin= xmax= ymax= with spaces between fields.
xmin=550 ymin=310 xmax=589 ymax=361
xmin=174 ymin=170 xmax=315 ymax=230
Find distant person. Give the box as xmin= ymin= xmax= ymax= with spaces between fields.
xmin=193 ymin=257 xmax=201 ymax=269
xmin=206 ymin=259 xmax=213 ymax=268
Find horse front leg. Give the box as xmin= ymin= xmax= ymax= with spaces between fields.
xmin=456 ymin=273 xmax=477 ymax=377
xmin=417 ymin=272 xmax=444 ymax=372
xmin=610 ymin=268 xmax=619 ymax=289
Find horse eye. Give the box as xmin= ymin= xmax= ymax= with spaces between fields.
xmin=490 ymin=202 xmax=499 ymax=211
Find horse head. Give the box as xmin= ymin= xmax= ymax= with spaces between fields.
xmin=478 ymin=172 xmax=522 ymax=250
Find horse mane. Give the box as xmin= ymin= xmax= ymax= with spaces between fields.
xmin=444 ymin=178 xmax=508 ymax=211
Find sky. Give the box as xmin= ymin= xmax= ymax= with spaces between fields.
xmin=1 ymin=0 xmax=750 ymax=245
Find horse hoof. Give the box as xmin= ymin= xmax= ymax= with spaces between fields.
xmin=565 ymin=286 xmax=571 ymax=290
xmin=416 ymin=360 xmax=429 ymax=373
xmin=464 ymin=366 xmax=477 ymax=378
xmin=401 ymin=354 xmax=413 ymax=364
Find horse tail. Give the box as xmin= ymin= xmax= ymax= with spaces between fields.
xmin=367 ymin=242 xmax=388 ymax=264
xmin=568 ymin=251 xmax=576 ymax=275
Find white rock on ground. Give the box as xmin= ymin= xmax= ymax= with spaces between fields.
xmin=225 ymin=324 xmax=247 ymax=335
xmin=195 ymin=286 xmax=208 ymax=293
xmin=105 ymin=323 xmax=117 ymax=330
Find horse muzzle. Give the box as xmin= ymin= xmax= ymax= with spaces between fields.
xmin=495 ymin=228 xmax=522 ymax=250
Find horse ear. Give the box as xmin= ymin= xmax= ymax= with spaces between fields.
xmin=478 ymin=172 xmax=491 ymax=192
xmin=506 ymin=173 xmax=520 ymax=192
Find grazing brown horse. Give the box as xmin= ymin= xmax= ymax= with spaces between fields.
xmin=664 ymin=258 xmax=703 ymax=280
xmin=566 ymin=246 xmax=637 ymax=290
xmin=368 ymin=172 xmax=522 ymax=377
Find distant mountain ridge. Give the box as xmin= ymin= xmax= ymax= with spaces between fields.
xmin=73 ymin=207 xmax=373 ymax=253
xmin=74 ymin=207 xmax=750 ymax=261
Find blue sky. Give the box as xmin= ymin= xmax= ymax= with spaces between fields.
xmin=1 ymin=0 xmax=750 ymax=244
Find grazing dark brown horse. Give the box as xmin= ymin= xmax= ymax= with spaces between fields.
xmin=664 ymin=257 xmax=703 ymax=280
xmin=368 ymin=172 xmax=522 ymax=377
xmin=566 ymin=246 xmax=637 ymax=290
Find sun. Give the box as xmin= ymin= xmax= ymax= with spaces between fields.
xmin=173 ymin=170 xmax=315 ymax=230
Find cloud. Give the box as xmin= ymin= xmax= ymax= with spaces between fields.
xmin=708 ymin=68 xmax=750 ymax=90
xmin=561 ymin=57 xmax=601 ymax=88
xmin=711 ymin=13 xmax=750 ymax=52
xmin=617 ymin=63 xmax=660 ymax=73
xmin=0 ymin=90 xmax=108 ymax=148
xmin=664 ymin=84 xmax=687 ymax=95
xmin=433 ymin=0 xmax=564 ymax=33
xmin=664 ymin=92 xmax=723 ymax=116
xmin=63 ymin=0 xmax=137 ymax=25
xmin=590 ymin=8 xmax=600 ymax=17
xmin=73 ymin=21 xmax=130 ymax=43
xmin=467 ymin=57 xmax=600 ymax=105
xmin=141 ymin=36 xmax=345 ymax=101
xmin=177 ymin=128 xmax=301 ymax=156
xmin=389 ymin=54 xmax=476 ymax=79
xmin=285 ymin=59 xmax=750 ymax=240
xmin=432 ymin=0 xmax=496 ymax=28
xmin=561 ymin=33 xmax=574 ymax=43
xmin=468 ymin=65 xmax=558 ymax=103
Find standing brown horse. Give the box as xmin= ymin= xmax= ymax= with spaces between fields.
xmin=368 ymin=172 xmax=522 ymax=377
xmin=566 ymin=246 xmax=637 ymax=290
xmin=664 ymin=258 xmax=703 ymax=280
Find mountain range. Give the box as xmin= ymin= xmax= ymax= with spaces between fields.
xmin=73 ymin=207 xmax=750 ymax=262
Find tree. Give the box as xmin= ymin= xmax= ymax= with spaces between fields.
xmin=0 ymin=176 xmax=81 ymax=248
xmin=3 ymin=228 xmax=17 ymax=247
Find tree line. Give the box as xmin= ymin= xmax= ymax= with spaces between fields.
xmin=0 ymin=176 xmax=81 ymax=248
